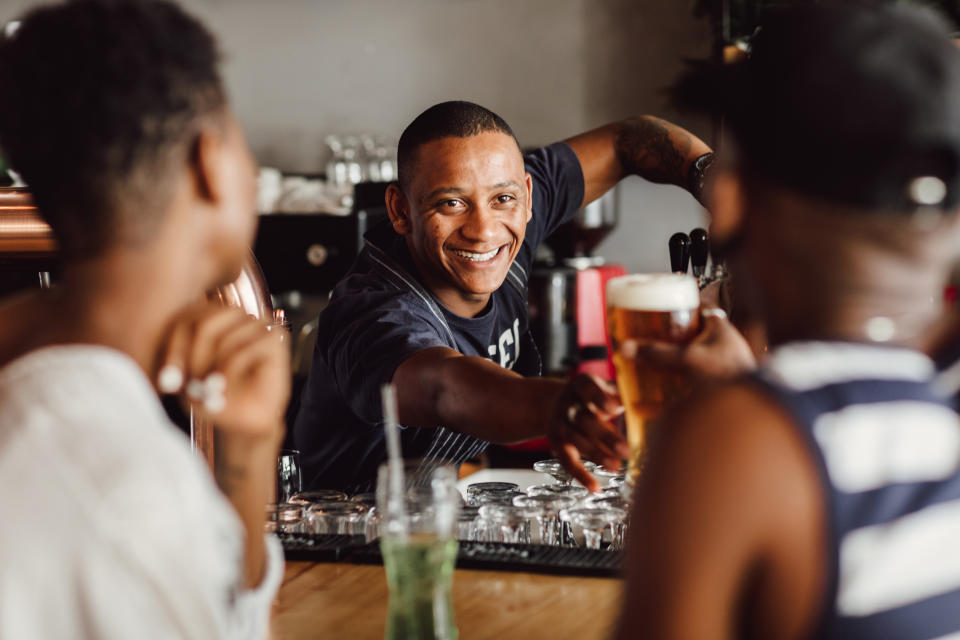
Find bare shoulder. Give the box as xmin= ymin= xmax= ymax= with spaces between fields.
xmin=659 ymin=380 xmax=800 ymax=464
xmin=652 ymin=379 xmax=826 ymax=553
xmin=617 ymin=380 xmax=827 ymax=640
xmin=646 ymin=381 xmax=814 ymax=492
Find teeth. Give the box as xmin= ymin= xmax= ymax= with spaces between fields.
xmin=451 ymin=247 xmax=499 ymax=262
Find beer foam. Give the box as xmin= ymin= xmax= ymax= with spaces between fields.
xmin=606 ymin=273 xmax=700 ymax=311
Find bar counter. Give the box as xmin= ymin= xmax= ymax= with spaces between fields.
xmin=273 ymin=560 xmax=622 ymax=639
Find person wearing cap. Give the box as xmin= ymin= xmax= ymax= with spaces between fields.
xmin=616 ymin=4 xmax=960 ymax=639
xmin=0 ymin=2 xmax=287 ymax=637
xmin=292 ymin=100 xmax=718 ymax=493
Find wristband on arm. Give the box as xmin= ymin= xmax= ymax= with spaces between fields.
xmin=687 ymin=152 xmax=716 ymax=205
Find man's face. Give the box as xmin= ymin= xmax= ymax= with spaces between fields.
xmin=394 ymin=132 xmax=532 ymax=310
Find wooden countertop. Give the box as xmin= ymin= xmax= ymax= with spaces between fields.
xmin=273 ymin=561 xmax=623 ymax=640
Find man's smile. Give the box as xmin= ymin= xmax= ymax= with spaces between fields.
xmin=446 ymin=244 xmax=508 ymax=264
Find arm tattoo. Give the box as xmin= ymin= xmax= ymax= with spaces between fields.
xmin=615 ymin=116 xmax=693 ymax=186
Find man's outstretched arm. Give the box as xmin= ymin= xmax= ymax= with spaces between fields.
xmin=564 ymin=116 xmax=712 ymax=207
xmin=393 ymin=346 xmax=628 ymax=490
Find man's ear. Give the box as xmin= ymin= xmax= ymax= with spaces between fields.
xmin=386 ymin=183 xmax=412 ymax=235
xmin=524 ymin=172 xmax=533 ymax=223
xmin=189 ymin=128 xmax=225 ymax=206
xmin=707 ymin=169 xmax=745 ymax=249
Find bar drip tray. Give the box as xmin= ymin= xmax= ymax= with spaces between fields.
xmin=278 ymin=533 xmax=622 ymax=578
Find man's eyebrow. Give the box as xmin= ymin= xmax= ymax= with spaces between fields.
xmin=491 ymin=181 xmax=523 ymax=190
xmin=422 ymin=181 xmax=522 ymax=203
xmin=423 ymin=186 xmax=465 ymax=202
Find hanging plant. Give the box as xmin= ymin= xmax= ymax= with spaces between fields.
xmin=694 ymin=0 xmax=960 ymax=42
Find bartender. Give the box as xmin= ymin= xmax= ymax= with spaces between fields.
xmin=293 ymin=100 xmax=712 ymax=493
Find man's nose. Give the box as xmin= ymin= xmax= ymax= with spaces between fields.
xmin=459 ymin=204 xmax=499 ymax=242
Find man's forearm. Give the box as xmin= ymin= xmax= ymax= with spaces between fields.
xmin=564 ymin=116 xmax=712 ymax=207
xmin=394 ymin=348 xmax=564 ymax=443
xmin=614 ymin=115 xmax=711 ymax=188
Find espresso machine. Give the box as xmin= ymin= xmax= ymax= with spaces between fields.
xmin=529 ymin=187 xmax=627 ymax=381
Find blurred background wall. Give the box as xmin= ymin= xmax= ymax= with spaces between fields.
xmin=0 ymin=0 xmax=712 ymax=272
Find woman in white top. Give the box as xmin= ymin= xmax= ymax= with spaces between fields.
xmin=0 ymin=1 xmax=288 ymax=637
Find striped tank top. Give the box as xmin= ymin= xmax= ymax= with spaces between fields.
xmin=754 ymin=341 xmax=960 ymax=640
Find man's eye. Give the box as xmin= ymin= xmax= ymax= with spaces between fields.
xmin=438 ymin=199 xmax=462 ymax=208
xmin=496 ymin=194 xmax=516 ymax=204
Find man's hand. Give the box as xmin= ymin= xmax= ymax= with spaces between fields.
xmin=546 ymin=373 xmax=629 ymax=492
xmin=620 ymin=310 xmax=757 ymax=382
xmin=156 ymin=304 xmax=290 ymax=442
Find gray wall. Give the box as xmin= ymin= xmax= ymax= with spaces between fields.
xmin=0 ymin=0 xmax=712 ymax=272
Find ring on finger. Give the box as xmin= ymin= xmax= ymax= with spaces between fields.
xmin=566 ymin=403 xmax=582 ymax=424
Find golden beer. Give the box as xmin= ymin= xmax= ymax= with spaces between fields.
xmin=606 ymin=274 xmax=700 ymax=481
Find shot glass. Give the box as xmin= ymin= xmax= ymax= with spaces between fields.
xmin=513 ymin=494 xmax=576 ymax=546
xmin=475 ymin=489 xmax=526 ymax=506
xmin=305 ymin=501 xmax=368 ymax=535
xmin=586 ymin=495 xmax=631 ymax=550
xmin=265 ymin=503 xmax=303 ymax=534
xmin=478 ymin=504 xmax=532 ymax=544
xmin=564 ymin=507 xmax=627 ymax=550
xmin=277 ymin=449 xmax=302 ymax=504
xmin=456 ymin=506 xmax=481 ymax=541
xmin=465 ymin=482 xmax=519 ymax=506
xmin=289 ymin=489 xmax=348 ymax=505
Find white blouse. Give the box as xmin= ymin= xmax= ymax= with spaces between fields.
xmin=0 ymin=345 xmax=283 ymax=639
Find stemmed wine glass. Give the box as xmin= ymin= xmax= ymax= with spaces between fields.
xmin=533 ymin=459 xmax=597 ymax=486
xmin=593 ymin=465 xmax=625 ymax=486
xmin=527 ymin=484 xmax=589 ymax=500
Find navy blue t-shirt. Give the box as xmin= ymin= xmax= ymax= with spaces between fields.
xmin=292 ymin=142 xmax=585 ymax=492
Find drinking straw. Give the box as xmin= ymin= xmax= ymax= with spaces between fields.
xmin=381 ymin=383 xmax=407 ymax=537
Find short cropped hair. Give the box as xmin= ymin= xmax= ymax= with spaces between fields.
xmin=397 ymin=101 xmax=520 ymax=191
xmin=0 ymin=0 xmax=226 ymax=259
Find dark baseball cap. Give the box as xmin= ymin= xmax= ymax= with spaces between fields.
xmin=674 ymin=2 xmax=960 ymax=212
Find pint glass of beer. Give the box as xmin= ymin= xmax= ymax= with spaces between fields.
xmin=606 ymin=273 xmax=701 ymax=481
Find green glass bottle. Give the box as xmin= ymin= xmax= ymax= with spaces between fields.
xmin=380 ymin=534 xmax=459 ymax=640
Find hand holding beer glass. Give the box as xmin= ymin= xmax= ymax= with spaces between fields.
xmin=607 ymin=274 xmax=701 ymax=482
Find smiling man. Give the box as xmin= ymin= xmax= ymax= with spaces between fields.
xmin=293 ymin=101 xmax=711 ymax=492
